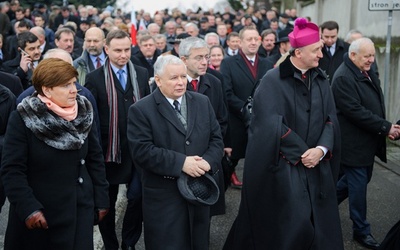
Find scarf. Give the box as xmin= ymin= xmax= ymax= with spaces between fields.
xmin=103 ymin=58 xmax=141 ymax=163
xmin=38 ymin=94 xmax=78 ymax=121
xmin=17 ymin=94 xmax=93 ymax=150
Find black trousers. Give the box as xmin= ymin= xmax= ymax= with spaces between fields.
xmin=99 ymin=180 xmax=143 ymax=250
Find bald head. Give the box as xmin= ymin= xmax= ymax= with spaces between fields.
xmin=43 ymin=48 xmax=73 ymax=65
xmin=30 ymin=26 xmax=46 ymax=44
xmin=84 ymin=27 xmax=105 ymax=56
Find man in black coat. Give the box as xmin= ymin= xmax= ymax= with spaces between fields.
xmin=85 ymin=29 xmax=150 ymax=250
xmin=319 ymin=20 xmax=349 ymax=83
xmin=0 ymin=84 xmax=15 ymax=213
xmin=332 ymin=38 xmax=400 ymax=250
xmin=127 ymin=55 xmax=223 ymax=249
xmin=0 ymin=71 xmax=23 ymax=97
xmin=220 ymin=26 xmax=273 ymax=187
xmin=179 ymin=36 xmax=228 ymax=216
xmin=52 ymin=6 xmax=80 ymax=32
xmin=131 ymin=35 xmax=161 ymax=78
xmin=224 ymin=18 xmax=343 ymax=250
xmin=1 ymin=31 xmax=42 ymax=90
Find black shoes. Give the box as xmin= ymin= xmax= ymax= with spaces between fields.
xmin=353 ymin=234 xmax=380 ymax=249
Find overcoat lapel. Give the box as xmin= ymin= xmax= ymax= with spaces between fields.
xmin=197 ymin=75 xmax=211 ymax=94
xmin=153 ymin=89 xmax=186 ymax=135
xmin=185 ymin=92 xmax=197 ymax=139
xmin=235 ymin=56 xmax=255 ymax=83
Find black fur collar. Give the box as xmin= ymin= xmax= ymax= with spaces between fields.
xmin=17 ymin=94 xmax=93 ymax=150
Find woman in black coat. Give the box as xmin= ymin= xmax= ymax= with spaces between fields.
xmin=0 ymin=58 xmax=109 ymax=250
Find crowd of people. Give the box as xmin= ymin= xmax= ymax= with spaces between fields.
xmin=0 ymin=1 xmax=399 ymax=250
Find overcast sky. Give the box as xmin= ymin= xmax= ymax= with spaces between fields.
xmin=116 ymin=0 xmax=231 ymax=15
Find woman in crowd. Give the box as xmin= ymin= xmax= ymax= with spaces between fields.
xmin=209 ymin=45 xmax=225 ymax=71
xmin=1 ymin=58 xmax=109 ymax=250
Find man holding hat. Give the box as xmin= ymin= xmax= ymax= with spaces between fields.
xmin=127 ymin=55 xmax=223 ymax=249
xmin=223 ymin=18 xmax=343 ymax=249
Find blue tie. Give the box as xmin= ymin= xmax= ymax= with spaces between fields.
xmin=117 ymin=69 xmax=126 ymax=90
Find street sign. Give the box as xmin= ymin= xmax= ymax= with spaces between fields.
xmin=369 ymin=0 xmax=400 ymax=11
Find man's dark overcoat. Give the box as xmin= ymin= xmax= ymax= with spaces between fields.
xmin=85 ymin=64 xmax=150 ymax=184
xmin=127 ymin=89 xmax=223 ymax=250
xmin=1 ymin=98 xmax=109 ymax=250
xmin=187 ymin=72 xmax=228 ymax=216
xmin=331 ymin=54 xmax=389 ymax=166
xmin=131 ymin=49 xmax=161 ymax=78
xmin=220 ymin=52 xmax=273 ymax=159
xmin=223 ymin=57 xmax=343 ymax=250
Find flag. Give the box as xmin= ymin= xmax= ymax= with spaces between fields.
xmin=131 ymin=7 xmax=137 ymax=45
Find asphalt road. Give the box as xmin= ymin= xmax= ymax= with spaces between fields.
xmin=1 ymin=156 xmax=400 ymax=249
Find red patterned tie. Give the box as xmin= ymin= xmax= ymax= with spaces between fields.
xmin=191 ymin=79 xmax=198 ymax=91
xmin=362 ymin=71 xmax=371 ymax=81
xmin=96 ymin=57 xmax=101 ymax=68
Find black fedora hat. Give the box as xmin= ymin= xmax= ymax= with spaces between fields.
xmin=177 ymin=172 xmax=220 ymax=206
xmin=168 ymin=32 xmax=191 ymax=44
xmin=274 ymin=29 xmax=292 ymax=45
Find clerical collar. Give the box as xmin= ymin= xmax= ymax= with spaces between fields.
xmin=290 ymin=57 xmax=308 ymax=74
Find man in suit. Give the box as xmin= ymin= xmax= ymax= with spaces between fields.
xmin=54 ymin=27 xmax=80 ymax=60
xmin=1 ymin=31 xmax=41 ymax=90
xmin=267 ymin=28 xmax=292 ymax=66
xmin=319 ymin=20 xmax=349 ymax=83
xmin=30 ymin=26 xmax=54 ymax=55
xmin=220 ymin=26 xmax=273 ymax=188
xmin=224 ymin=32 xmax=240 ymax=57
xmin=257 ymin=29 xmax=279 ymax=58
xmin=52 ymin=6 xmax=79 ymax=32
xmin=131 ymin=35 xmax=161 ymax=78
xmin=332 ymin=38 xmax=400 ymax=250
xmin=33 ymin=14 xmax=55 ymax=45
xmin=163 ymin=20 xmax=176 ymax=42
xmin=85 ymin=29 xmax=150 ymax=250
xmin=127 ymin=55 xmax=224 ymax=249
xmin=179 ymin=36 xmax=228 ymax=215
xmin=73 ymin=27 xmax=106 ymax=85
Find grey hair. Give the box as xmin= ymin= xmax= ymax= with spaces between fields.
xmin=344 ymin=29 xmax=363 ymax=43
xmin=204 ymin=32 xmax=219 ymax=42
xmin=348 ymin=37 xmax=373 ymax=55
xmin=154 ymin=34 xmax=167 ymax=41
xmin=184 ymin=22 xmax=199 ymax=31
xmin=179 ymin=37 xmax=208 ymax=57
xmin=154 ymin=55 xmax=186 ymax=76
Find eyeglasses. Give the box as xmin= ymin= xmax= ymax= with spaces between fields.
xmin=190 ymin=55 xmax=210 ymax=62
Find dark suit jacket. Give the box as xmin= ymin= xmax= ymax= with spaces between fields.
xmin=220 ymin=52 xmax=273 ymax=159
xmin=85 ymin=64 xmax=150 ymax=184
xmin=52 ymin=14 xmax=80 ymax=31
xmin=127 ymin=89 xmax=223 ymax=249
xmin=42 ymin=41 xmax=55 ymax=55
xmin=319 ymin=38 xmax=349 ymax=83
xmin=187 ymin=73 xmax=228 ymax=216
xmin=131 ymin=49 xmax=161 ymax=78
xmin=0 ymin=71 xmax=23 ymax=97
xmin=187 ymin=73 xmax=228 ymax=137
